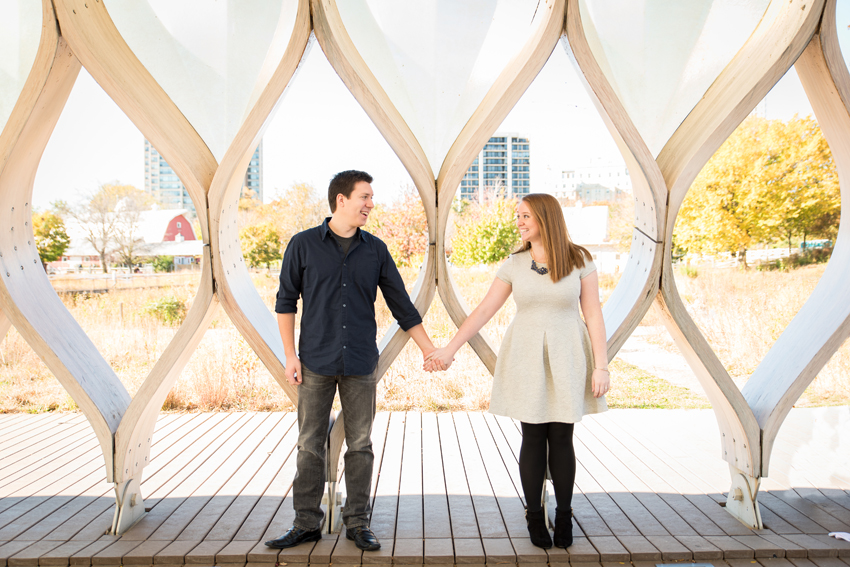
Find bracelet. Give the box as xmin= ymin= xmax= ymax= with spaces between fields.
xmin=594 ymin=368 xmax=609 ymax=372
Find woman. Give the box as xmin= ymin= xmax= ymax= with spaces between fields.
xmin=425 ymin=193 xmax=609 ymax=549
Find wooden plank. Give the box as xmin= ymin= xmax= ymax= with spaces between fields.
xmin=330 ymin=528 xmax=362 ymax=564
xmin=451 ymin=413 xmax=507 ymax=538
xmin=423 ymin=538 xmax=453 ymax=564
xmin=615 ymin=535 xmax=661 ymax=561
xmin=144 ymin=413 xmax=275 ymax=541
xmin=91 ymin=539 xmax=146 ymax=565
xmin=768 ymin=490 xmax=849 ymax=532
xmin=202 ymin=413 xmax=298 ymax=542
xmin=119 ymin=540 xmax=172 ymax=565
xmin=216 ymin=540 xmax=257 ymax=563
xmin=28 ymin=415 xmax=208 ymax=542
xmin=435 ymin=414 xmax=479 ymax=539
xmin=806 ymin=556 xmax=850 ymax=567
xmin=369 ymin=412 xmax=405 ymax=540
xmin=0 ymin=542 xmax=36 ymax=567
xmin=675 ymin=535 xmax=723 ymax=560
xmin=390 ymin=538 xmax=422 ymax=564
xmin=466 ymin=414 xmax=525 ymax=539
xmin=152 ymin=540 xmax=200 ymax=564
xmin=184 ymin=540 xmax=228 ymax=564
xmin=758 ymin=530 xmax=807 ymax=557
xmin=482 ymin=414 xmax=523 ymax=504
xmin=808 ymin=535 xmax=850 ymax=557
xmin=421 ymin=413 xmax=450 ymax=539
xmin=644 ymin=535 xmax=691 ymax=560
xmin=481 ymin=538 xmax=515 ymax=564
xmin=453 ymin=538 xmax=485 ymax=564
xmin=38 ymin=540 xmax=99 ymax=566
xmin=572 ymin=432 xmax=665 ymax=537
xmin=5 ymin=540 xmax=63 ymax=566
xmin=759 ymin=493 xmax=835 ymax=534
xmin=733 ymin=535 xmax=787 ymax=557
xmin=68 ymin=538 xmax=116 ymax=566
xmin=0 ymin=415 xmax=88 ymax=470
xmin=396 ymin=412 xmax=423 ymax=539
xmin=781 ymin=534 xmax=841 ymax=557
xmin=0 ymin=414 xmax=68 ymax=448
xmin=704 ymin=535 xmax=757 ymax=558
xmin=508 ymin=536 xmax=548 ymax=563
xmin=168 ymin=414 xmax=290 ymax=541
xmin=586 ymin=535 xmax=629 ymax=562
xmin=118 ymin=413 xmax=250 ymax=540
xmin=309 ymin=534 xmax=339 ymax=564
xmin=580 ymin=415 xmax=717 ymax=536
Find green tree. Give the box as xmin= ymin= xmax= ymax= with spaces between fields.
xmin=32 ymin=211 xmax=70 ymax=269
xmin=240 ymin=222 xmax=282 ymax=270
xmin=450 ymin=198 xmax=519 ymax=267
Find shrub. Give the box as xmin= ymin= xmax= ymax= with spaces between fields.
xmin=152 ymin=255 xmax=174 ymax=273
xmin=142 ymin=296 xmax=186 ymax=325
xmin=451 ymin=198 xmax=519 ymax=267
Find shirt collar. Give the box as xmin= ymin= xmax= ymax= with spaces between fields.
xmin=320 ymin=217 xmax=365 ymax=241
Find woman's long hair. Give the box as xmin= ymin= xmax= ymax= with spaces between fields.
xmin=514 ymin=193 xmax=592 ymax=283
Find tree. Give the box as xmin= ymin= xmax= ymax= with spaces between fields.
xmin=240 ymin=222 xmax=282 ymax=270
xmin=70 ymin=183 xmax=151 ymax=273
xmin=675 ymin=116 xmax=840 ymax=267
xmin=32 ymin=211 xmax=70 ymax=269
xmin=365 ymin=187 xmax=428 ymax=267
xmin=242 ymin=182 xmax=326 ymax=248
xmin=450 ymin=197 xmax=520 ymax=267
xmin=112 ymin=187 xmax=155 ymax=269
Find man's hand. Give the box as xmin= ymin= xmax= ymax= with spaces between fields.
xmin=424 ymin=347 xmax=454 ymax=372
xmin=285 ymin=355 xmax=302 ymax=385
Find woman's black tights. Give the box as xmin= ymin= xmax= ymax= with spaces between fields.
xmin=519 ymin=422 xmax=576 ymax=512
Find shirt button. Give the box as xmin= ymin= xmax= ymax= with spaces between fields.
xmin=343 ymin=304 xmax=346 ymax=307
xmin=343 ymin=283 xmax=346 ymax=286
xmin=343 ymin=346 xmax=346 ymax=349
xmin=343 ymin=325 xmax=346 ymax=329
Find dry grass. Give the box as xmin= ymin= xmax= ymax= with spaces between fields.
xmin=1 ymin=262 xmax=847 ymax=413
xmin=665 ymin=263 xmax=850 ymax=406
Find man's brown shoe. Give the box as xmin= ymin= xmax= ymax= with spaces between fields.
xmin=345 ymin=525 xmax=381 ymax=551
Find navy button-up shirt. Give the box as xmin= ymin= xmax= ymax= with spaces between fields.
xmin=275 ymin=218 xmax=423 ymax=376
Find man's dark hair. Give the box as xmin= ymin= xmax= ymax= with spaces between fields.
xmin=328 ymin=170 xmax=373 ymax=212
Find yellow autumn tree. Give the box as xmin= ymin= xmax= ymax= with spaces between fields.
xmin=675 ymin=116 xmax=840 ymax=267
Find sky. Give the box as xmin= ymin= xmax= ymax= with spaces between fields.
xmin=29 ymin=9 xmax=850 ymax=210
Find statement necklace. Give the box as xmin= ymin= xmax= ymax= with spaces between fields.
xmin=529 ymin=248 xmax=549 ymax=275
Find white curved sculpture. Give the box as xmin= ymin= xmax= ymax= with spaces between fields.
xmin=0 ymin=0 xmax=846 ymax=534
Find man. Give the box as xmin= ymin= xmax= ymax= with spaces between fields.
xmin=265 ymin=170 xmax=441 ymax=551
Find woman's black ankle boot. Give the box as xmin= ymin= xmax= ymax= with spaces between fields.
xmin=553 ymin=507 xmax=573 ymax=548
xmin=525 ymin=509 xmax=552 ymax=549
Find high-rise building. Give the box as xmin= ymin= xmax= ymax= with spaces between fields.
xmin=459 ymin=133 xmax=530 ymax=201
xmin=144 ymin=139 xmax=263 ymax=212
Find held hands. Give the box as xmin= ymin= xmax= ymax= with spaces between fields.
xmin=591 ymin=368 xmax=610 ymax=398
xmin=423 ymin=347 xmax=455 ymax=372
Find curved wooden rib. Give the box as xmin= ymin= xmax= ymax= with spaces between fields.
xmin=562 ymin=0 xmax=666 ymax=359
xmin=0 ymin=0 xmax=128 ymax=480
xmin=208 ymin=0 xmax=311 ymax=404
xmin=747 ymin=0 xmax=850 ymax=476
xmin=0 ymin=307 xmax=11 ymax=345
xmin=653 ymin=0 xmax=823 ymax=482
xmin=435 ymin=0 xmax=567 ymax=373
xmin=53 ymin=0 xmax=222 ymax=487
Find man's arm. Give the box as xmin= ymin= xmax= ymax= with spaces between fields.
xmin=276 ymin=236 xmax=303 ymax=385
xmin=277 ymin=313 xmax=301 ymax=385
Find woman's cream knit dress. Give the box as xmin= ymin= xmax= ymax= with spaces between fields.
xmin=489 ymin=250 xmax=608 ymax=424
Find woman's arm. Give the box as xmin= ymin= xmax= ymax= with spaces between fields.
xmin=424 ymin=277 xmax=512 ymax=370
xmin=579 ymin=271 xmax=610 ymax=397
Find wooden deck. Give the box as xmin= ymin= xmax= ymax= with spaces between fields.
xmin=1 ymin=408 xmax=849 ymax=566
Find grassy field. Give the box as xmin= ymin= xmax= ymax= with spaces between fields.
xmin=1 ymin=262 xmax=847 ymax=413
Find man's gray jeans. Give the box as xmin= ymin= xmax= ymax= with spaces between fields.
xmin=292 ymin=363 xmax=377 ymax=531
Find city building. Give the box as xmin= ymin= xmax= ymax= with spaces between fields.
xmin=554 ymin=159 xmax=632 ymax=202
xmin=459 ymin=133 xmax=530 ymax=201
xmin=144 ymin=139 xmax=263 ymax=212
